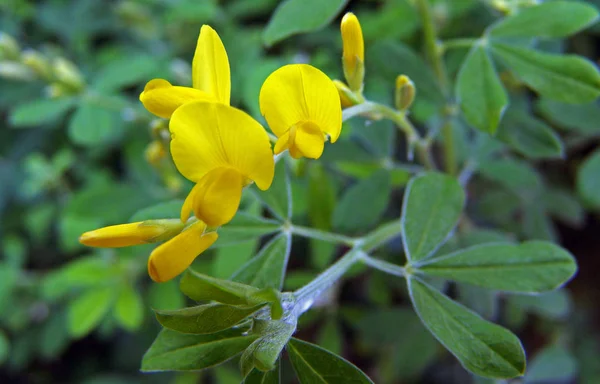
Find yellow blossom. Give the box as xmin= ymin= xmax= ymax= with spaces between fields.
xmin=259 ymin=64 xmax=342 ymax=160
xmin=139 ymin=25 xmax=230 ymax=118
xmin=79 ymin=220 xmax=185 ymax=248
xmin=341 ymin=12 xmax=364 ymax=92
xmin=170 ymin=101 xmax=275 ymax=226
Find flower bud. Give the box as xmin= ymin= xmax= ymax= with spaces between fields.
xmin=21 ymin=49 xmax=52 ymax=79
xmin=394 ymin=75 xmax=416 ymax=111
xmin=341 ymin=12 xmax=364 ymax=92
xmin=0 ymin=33 xmax=20 ymax=60
xmin=145 ymin=140 xmax=166 ymax=166
xmin=79 ymin=219 xmax=185 ymax=248
xmin=0 ymin=61 xmax=35 ymax=81
xmin=333 ymin=79 xmax=361 ymax=108
xmin=52 ymin=57 xmax=85 ymax=90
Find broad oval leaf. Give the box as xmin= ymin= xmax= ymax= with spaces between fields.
xmin=418 ymin=241 xmax=577 ymax=293
xmin=536 ymin=99 xmax=600 ymax=135
xmin=262 ymin=0 xmax=348 ymax=46
xmin=577 ymin=149 xmax=600 ymax=208
xmin=214 ymin=212 xmax=281 ymax=247
xmin=114 ymin=284 xmax=144 ymax=331
xmin=180 ymin=270 xmax=259 ymax=305
xmin=156 ymin=303 xmax=266 ymax=334
xmin=287 ymin=337 xmax=374 ymax=384
xmin=489 ymin=1 xmax=599 ymax=38
xmin=141 ymin=327 xmax=258 ymax=372
xmin=250 ymin=160 xmax=291 ymax=220
xmin=68 ymin=101 xmax=125 ymax=146
xmin=401 ymin=172 xmax=465 ymax=263
xmin=130 ymin=200 xmax=183 ymax=222
xmin=68 ymin=287 xmax=115 ymax=338
xmin=232 ymin=233 xmax=292 ymax=290
xmin=491 ymin=43 xmax=600 ymax=103
xmin=10 ymin=97 xmax=76 ymax=127
xmin=456 ymin=44 xmax=508 ymax=134
xmin=407 ymin=278 xmax=525 ymax=378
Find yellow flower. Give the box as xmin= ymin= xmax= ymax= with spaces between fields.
xmin=79 ymin=219 xmax=185 ymax=248
xmin=259 ymin=64 xmax=342 ymax=160
xmin=170 ymin=101 xmax=275 ymax=227
xmin=139 ymin=25 xmax=230 ymax=118
xmin=341 ymin=12 xmax=364 ymax=92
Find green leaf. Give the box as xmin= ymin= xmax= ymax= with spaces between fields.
xmin=317 ymin=318 xmax=343 ymax=356
xmin=114 ymin=284 xmax=144 ymax=331
xmin=577 ymin=149 xmax=600 ymax=208
xmin=496 ymin=107 xmax=563 ymax=159
xmin=287 ymin=337 xmax=374 ymax=383
xmin=478 ymin=158 xmax=542 ymax=196
xmin=407 ymin=278 xmax=525 ymax=378
xmin=332 ymin=169 xmax=391 ymax=233
xmin=213 ymin=241 xmax=257 ymax=279
xmin=241 ymin=319 xmax=295 ymax=376
xmin=68 ymin=100 xmax=125 ymax=146
xmin=156 ymin=303 xmax=266 ymax=335
xmin=243 ymin=363 xmax=280 ymax=384
xmin=68 ymin=287 xmax=115 ymax=338
xmin=456 ymin=44 xmax=508 ymax=134
xmin=418 ymin=241 xmax=577 ymax=293
xmin=308 ymin=163 xmax=336 ymax=230
xmin=141 ymin=327 xmax=258 ymax=372
xmin=491 ymin=43 xmax=600 ymax=103
xmin=401 ymin=172 xmax=465 ymax=263
xmin=92 ymin=54 xmax=159 ymax=92
xmin=9 ymin=97 xmax=76 ymax=127
xmin=180 ymin=270 xmax=260 ymax=305
xmin=508 ymin=290 xmax=572 ymax=319
xmin=148 ymin=280 xmax=185 ymax=311
xmin=542 ymin=188 xmax=585 ymax=227
xmin=130 ymin=200 xmax=184 ymax=221
xmin=489 ymin=1 xmax=599 ymax=38
xmin=262 ymin=0 xmax=348 ymax=46
xmin=215 ymin=213 xmax=281 ymax=247
xmin=232 ymin=233 xmax=292 ymax=290
xmin=251 ymin=160 xmax=290 ymax=220
xmin=0 ymin=330 xmax=9 ymax=364
xmin=536 ymin=99 xmax=600 ymax=134
xmin=525 ymin=345 xmax=577 ymax=383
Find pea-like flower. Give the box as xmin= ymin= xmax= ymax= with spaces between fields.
xmin=259 ymin=64 xmax=342 ymax=160
xmin=139 ymin=25 xmax=230 ymax=118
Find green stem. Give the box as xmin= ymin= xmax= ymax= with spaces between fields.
xmin=442 ymin=38 xmax=478 ymax=52
xmin=360 ymin=254 xmax=406 ymax=278
xmin=361 ymin=220 xmax=402 ymax=252
xmin=288 ymin=224 xmax=356 ymax=247
xmin=441 ymin=118 xmax=457 ymax=175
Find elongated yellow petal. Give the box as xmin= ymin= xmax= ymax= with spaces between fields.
xmin=79 ymin=220 xmax=184 ymax=248
xmin=259 ymin=64 xmax=342 ymax=145
xmin=148 ymin=221 xmax=218 ymax=283
xmin=139 ymin=79 xmax=213 ymax=118
xmin=192 ymin=25 xmax=231 ymax=105
xmin=341 ymin=13 xmax=364 ymax=69
xmin=170 ymin=101 xmax=274 ymax=190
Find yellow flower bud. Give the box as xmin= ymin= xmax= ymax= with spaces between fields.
xmin=333 ymin=79 xmax=361 ymax=108
xmin=52 ymin=57 xmax=85 ymax=90
xmin=79 ymin=219 xmax=185 ymax=248
xmin=394 ymin=75 xmax=416 ymax=111
xmin=21 ymin=50 xmax=52 ymax=80
xmin=145 ymin=140 xmax=166 ymax=166
xmin=341 ymin=12 xmax=365 ymax=92
xmin=0 ymin=33 xmax=20 ymax=60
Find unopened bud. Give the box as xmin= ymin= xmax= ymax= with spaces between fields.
xmin=395 ymin=75 xmax=416 ymax=111
xmin=0 ymin=61 xmax=35 ymax=81
xmin=150 ymin=119 xmax=169 ymax=140
xmin=21 ymin=49 xmax=51 ymax=79
xmin=79 ymin=219 xmax=185 ymax=248
xmin=145 ymin=140 xmax=166 ymax=166
xmin=333 ymin=79 xmax=361 ymax=108
xmin=52 ymin=57 xmax=85 ymax=90
xmin=0 ymin=33 xmax=20 ymax=60
xmin=341 ymin=12 xmax=365 ymax=92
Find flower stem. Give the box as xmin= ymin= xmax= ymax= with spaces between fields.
xmin=288 ymin=224 xmax=356 ymax=247
xmin=360 ymin=254 xmax=406 ymax=278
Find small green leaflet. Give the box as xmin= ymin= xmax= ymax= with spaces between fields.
xmin=536 ymin=99 xmax=600 ymax=135
xmin=141 ymin=327 xmax=258 ymax=372
xmin=130 ymin=199 xmax=183 ymax=221
xmin=407 ymin=278 xmax=525 ymax=378
xmin=489 ymin=1 xmax=599 ymax=39
xmin=251 ymin=160 xmax=291 ymax=221
xmin=244 ymin=363 xmax=281 ymax=384
xmin=525 ymin=345 xmax=578 ymax=383
xmin=401 ymin=173 xmax=465 ymax=263
xmin=9 ymin=97 xmax=76 ymax=128
xmin=417 ymin=241 xmax=577 ymax=293
xmin=262 ymin=0 xmax=348 ymax=46
xmin=491 ymin=43 xmax=600 ymax=103
xmin=68 ymin=287 xmax=115 ymax=338
xmin=241 ymin=319 xmax=295 ymax=376
xmin=287 ymin=338 xmax=374 ymax=383
xmin=456 ymin=43 xmax=507 ymax=134
xmin=114 ymin=284 xmax=144 ymax=331
xmin=577 ymin=149 xmax=600 ymax=209
xmin=180 ymin=270 xmax=260 ymax=305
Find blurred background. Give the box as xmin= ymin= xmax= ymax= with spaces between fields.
xmin=1 ymin=0 xmax=600 ymax=383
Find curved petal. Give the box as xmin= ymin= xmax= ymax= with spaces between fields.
xmin=139 ymin=79 xmax=212 ymax=118
xmin=192 ymin=25 xmax=231 ymax=105
xmin=293 ymin=121 xmax=325 ymax=159
xmin=192 ymin=167 xmax=244 ymax=227
xmin=170 ymin=102 xmax=274 ymax=190
xmin=79 ymin=222 xmax=165 ymax=248
xmin=148 ymin=221 xmax=218 ymax=283
xmin=259 ymin=64 xmax=342 ymax=142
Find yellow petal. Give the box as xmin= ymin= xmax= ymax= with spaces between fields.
xmin=191 ymin=167 xmax=244 ymax=227
xmin=259 ymin=64 xmax=342 ymax=142
xmin=139 ymin=79 xmax=212 ymax=118
xmin=292 ymin=121 xmax=325 ymax=159
xmin=170 ymin=101 xmax=274 ymax=190
xmin=79 ymin=221 xmax=182 ymax=248
xmin=274 ymin=131 xmax=290 ymax=155
xmin=341 ymin=13 xmax=364 ymax=69
xmin=148 ymin=221 xmax=218 ymax=283
xmin=192 ymin=25 xmax=231 ymax=105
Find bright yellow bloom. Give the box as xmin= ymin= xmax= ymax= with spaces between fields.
xmin=170 ymin=101 xmax=275 ymax=227
xmin=148 ymin=221 xmax=218 ymax=283
xmin=341 ymin=12 xmax=364 ymax=92
xmin=259 ymin=64 xmax=342 ymax=160
xmin=139 ymin=25 xmax=230 ymax=118
xmin=79 ymin=220 xmax=185 ymax=248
